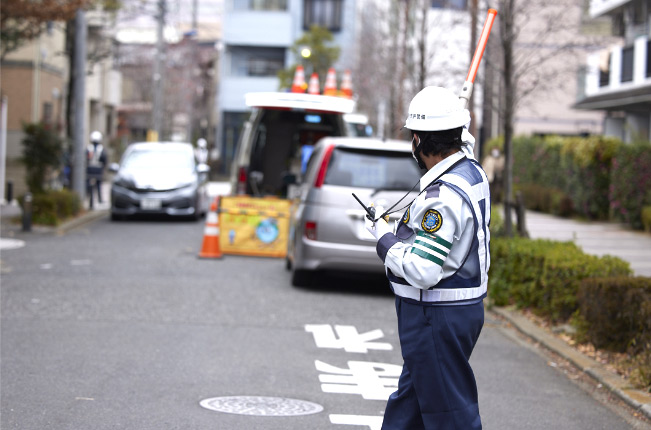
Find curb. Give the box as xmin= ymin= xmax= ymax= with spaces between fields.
xmin=490 ymin=306 xmax=651 ymax=420
xmin=55 ymin=209 xmax=108 ymax=235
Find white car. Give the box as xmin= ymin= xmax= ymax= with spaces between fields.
xmin=110 ymin=142 xmax=210 ymax=220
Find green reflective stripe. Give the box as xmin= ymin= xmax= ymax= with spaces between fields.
xmin=414 ymin=236 xmax=449 ymax=258
xmin=416 ymin=231 xmax=452 ymax=250
xmin=411 ymin=245 xmax=445 ymax=266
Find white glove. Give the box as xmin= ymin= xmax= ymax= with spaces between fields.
xmin=461 ymin=127 xmax=476 ymax=160
xmin=365 ymin=206 xmax=392 ymax=240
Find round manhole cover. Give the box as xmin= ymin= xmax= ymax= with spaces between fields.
xmin=199 ymin=396 xmax=324 ymax=417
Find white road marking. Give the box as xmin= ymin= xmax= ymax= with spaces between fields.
xmin=330 ymin=414 xmax=383 ymax=429
xmin=70 ymin=259 xmax=92 ymax=266
xmin=0 ymin=238 xmax=25 ymax=250
xmin=305 ymin=324 xmax=392 ymax=353
xmin=315 ymin=360 xmax=400 ymax=400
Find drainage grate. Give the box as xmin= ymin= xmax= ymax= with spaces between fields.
xmin=199 ymin=396 xmax=324 ymax=417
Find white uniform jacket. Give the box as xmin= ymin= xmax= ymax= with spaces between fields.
xmin=376 ymin=150 xmax=491 ymax=305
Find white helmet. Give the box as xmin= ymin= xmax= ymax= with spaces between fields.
xmin=197 ymin=138 xmax=207 ymax=149
xmin=90 ymin=130 xmax=102 ymax=142
xmin=404 ymin=86 xmax=470 ymax=131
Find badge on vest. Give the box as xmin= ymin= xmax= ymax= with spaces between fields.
xmin=421 ymin=209 xmax=442 ymax=233
xmin=402 ymin=207 xmax=410 ymax=224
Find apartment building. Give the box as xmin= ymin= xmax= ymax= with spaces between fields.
xmin=480 ymin=0 xmax=611 ymax=146
xmin=0 ymin=9 xmax=121 ymax=199
xmin=575 ymin=0 xmax=651 ymax=142
xmin=217 ymin=0 xmax=358 ymax=174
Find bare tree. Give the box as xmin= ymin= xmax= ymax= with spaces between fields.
xmin=354 ymin=0 xmax=470 ymax=140
xmin=487 ymin=0 xmax=602 ymax=236
xmin=0 ymin=0 xmax=88 ymax=60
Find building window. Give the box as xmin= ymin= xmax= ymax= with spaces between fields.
xmin=303 ymin=0 xmax=343 ymax=32
xmin=599 ymin=53 xmax=610 ymax=87
xmin=248 ymin=57 xmax=284 ymax=76
xmin=42 ymin=102 xmax=53 ymax=125
xmin=231 ymin=47 xmax=285 ymax=77
xmin=431 ymin=0 xmax=467 ymax=10
xmin=621 ymin=46 xmax=634 ymax=83
xmin=233 ymin=0 xmax=287 ymax=11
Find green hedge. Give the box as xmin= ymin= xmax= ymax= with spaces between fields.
xmin=488 ymin=237 xmax=631 ymax=321
xmin=495 ymin=134 xmax=651 ymax=229
xmin=609 ymin=141 xmax=651 ymax=230
xmin=510 ymin=135 xmax=621 ymax=221
xmin=576 ymin=276 xmax=651 ymax=353
xmin=20 ymin=189 xmax=81 ymax=226
xmin=576 ymin=276 xmax=651 ymax=391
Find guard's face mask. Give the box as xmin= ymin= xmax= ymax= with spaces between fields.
xmin=411 ymin=136 xmax=427 ymax=170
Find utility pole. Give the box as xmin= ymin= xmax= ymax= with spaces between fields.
xmin=187 ymin=0 xmax=199 ymax=143
xmin=469 ymin=0 xmax=478 ymax=143
xmin=73 ymin=8 xmax=87 ymax=201
xmin=395 ymin=0 xmax=410 ymax=138
xmin=152 ymin=0 xmax=166 ymax=141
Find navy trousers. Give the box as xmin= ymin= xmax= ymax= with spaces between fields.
xmin=382 ymin=297 xmax=484 ymax=430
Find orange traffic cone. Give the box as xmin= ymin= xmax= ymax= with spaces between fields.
xmin=199 ymin=197 xmax=223 ymax=259
xmin=291 ymin=65 xmax=307 ymax=93
xmin=341 ymin=70 xmax=353 ymax=99
xmin=307 ymin=73 xmax=320 ymax=94
xmin=323 ymin=67 xmax=337 ymax=96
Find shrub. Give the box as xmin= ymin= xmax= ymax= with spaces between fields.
xmin=642 ymin=206 xmax=651 ymax=233
xmin=576 ymin=276 xmax=651 ymax=353
xmin=490 ymin=206 xmax=504 ymax=237
xmin=20 ymin=189 xmax=81 ymax=226
xmin=489 ymin=237 xmax=632 ymax=321
xmin=21 ymin=122 xmax=63 ymax=193
xmin=515 ymin=184 xmax=573 ymax=217
xmin=610 ymin=141 xmax=651 ymax=230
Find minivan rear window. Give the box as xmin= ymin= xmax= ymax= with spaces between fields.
xmin=324 ymin=148 xmax=421 ymax=189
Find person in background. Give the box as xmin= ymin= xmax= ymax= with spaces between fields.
xmin=86 ymin=130 xmax=107 ymax=209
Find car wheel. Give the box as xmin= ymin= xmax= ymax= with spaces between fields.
xmin=291 ymin=269 xmax=313 ymax=287
xmin=191 ymin=202 xmax=201 ymax=221
xmin=110 ymin=212 xmax=123 ymax=221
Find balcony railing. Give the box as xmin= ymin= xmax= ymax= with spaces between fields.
xmin=582 ymin=34 xmax=651 ymax=98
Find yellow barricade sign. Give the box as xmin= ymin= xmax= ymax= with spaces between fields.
xmin=219 ymin=196 xmax=292 ymax=258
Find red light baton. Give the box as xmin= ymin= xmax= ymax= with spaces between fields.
xmin=459 ymin=8 xmax=498 ymax=108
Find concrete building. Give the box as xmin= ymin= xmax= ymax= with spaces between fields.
xmin=574 ymin=0 xmax=651 ymax=143
xmin=0 ymin=9 xmax=122 ymax=200
xmin=481 ymin=0 xmax=610 ymax=146
xmin=217 ymin=0 xmax=358 ymax=175
xmin=115 ymin=2 xmax=221 ymax=149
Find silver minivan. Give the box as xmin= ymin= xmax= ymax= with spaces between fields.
xmin=286 ymin=137 xmax=422 ymax=286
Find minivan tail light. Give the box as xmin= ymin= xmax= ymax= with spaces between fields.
xmin=304 ymin=221 xmax=317 ymax=240
xmin=314 ymin=144 xmax=335 ymax=188
xmin=237 ymin=166 xmax=247 ymax=195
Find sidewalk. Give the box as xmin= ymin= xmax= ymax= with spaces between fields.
xmin=0 ymin=182 xmax=111 ymax=238
xmin=492 ymin=210 xmax=651 ymax=420
xmin=524 ymin=210 xmax=651 ymax=277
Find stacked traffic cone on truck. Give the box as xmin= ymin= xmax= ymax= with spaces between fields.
xmin=291 ymin=66 xmax=307 ymax=93
xmin=341 ymin=70 xmax=353 ymax=99
xmin=199 ymin=197 xmax=223 ymax=259
xmin=308 ymin=73 xmax=320 ymax=95
xmin=323 ymin=68 xmax=338 ymax=96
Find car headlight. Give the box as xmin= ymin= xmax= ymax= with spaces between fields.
xmin=113 ymin=177 xmax=136 ymax=190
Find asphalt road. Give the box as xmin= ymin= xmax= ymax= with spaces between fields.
xmin=1 ymin=216 xmax=648 ymax=429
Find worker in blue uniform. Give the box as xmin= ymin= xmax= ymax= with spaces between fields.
xmin=365 ymin=86 xmax=491 ymax=430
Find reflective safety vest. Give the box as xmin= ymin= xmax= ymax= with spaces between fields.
xmin=376 ymin=153 xmax=491 ymax=305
